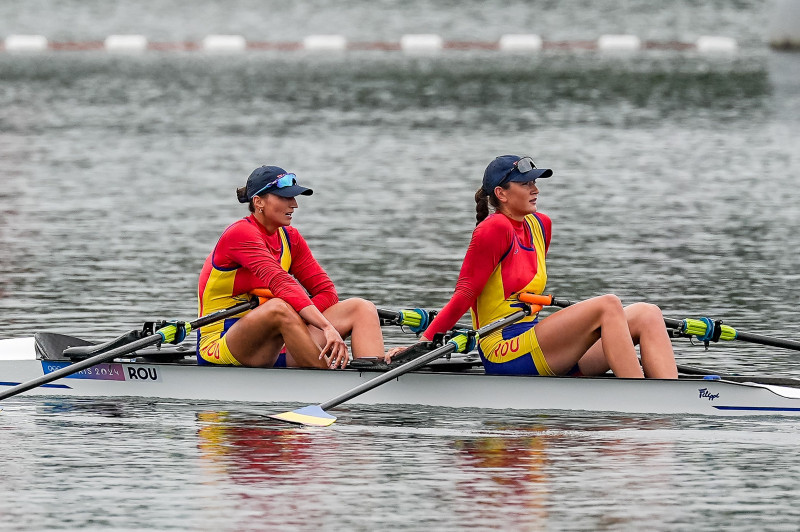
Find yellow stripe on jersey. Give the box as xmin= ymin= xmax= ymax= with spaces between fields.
xmin=472 ymin=214 xmax=548 ymax=359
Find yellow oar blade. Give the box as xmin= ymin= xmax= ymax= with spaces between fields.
xmin=269 ymin=405 xmax=337 ymax=427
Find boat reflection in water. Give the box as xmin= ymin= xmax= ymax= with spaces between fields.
xmin=454 ymin=430 xmax=550 ymax=524
xmin=194 ymin=408 xmax=684 ymax=528
xmin=196 ymin=411 xmax=321 ymax=481
xmin=452 ymin=418 xmax=681 ymax=528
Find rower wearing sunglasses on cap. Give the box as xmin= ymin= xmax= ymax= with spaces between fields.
xmin=197 ymin=165 xmax=388 ymax=369
xmin=390 ymin=155 xmax=678 ymax=379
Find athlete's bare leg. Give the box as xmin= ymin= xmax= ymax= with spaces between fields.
xmin=576 ymin=303 xmax=678 ymax=378
xmin=223 ymin=298 xmax=327 ymax=368
xmin=534 ymin=294 xmax=645 ymax=378
xmin=297 ymin=298 xmax=384 ymax=368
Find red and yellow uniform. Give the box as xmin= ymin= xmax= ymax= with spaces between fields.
xmin=423 ymin=212 xmax=552 ymax=375
xmin=197 ymin=215 xmax=337 ymax=365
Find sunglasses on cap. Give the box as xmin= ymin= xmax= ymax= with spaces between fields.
xmin=253 ymin=173 xmax=297 ymax=197
xmin=514 ymin=157 xmax=537 ymax=174
xmin=498 ymin=157 xmax=538 ymax=185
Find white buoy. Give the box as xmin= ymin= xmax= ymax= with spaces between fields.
xmin=202 ymin=35 xmax=247 ymax=52
xmin=400 ymin=34 xmax=443 ymax=53
xmin=696 ymin=36 xmax=737 ymax=53
xmin=104 ymin=35 xmax=148 ymax=52
xmin=769 ymin=0 xmax=800 ymax=48
xmin=498 ymin=34 xmax=543 ymax=52
xmin=597 ymin=34 xmax=641 ymax=51
xmin=303 ymin=35 xmax=347 ymax=52
xmin=4 ymin=34 xmax=48 ymax=51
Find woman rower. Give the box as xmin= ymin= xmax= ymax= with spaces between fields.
xmin=394 ymin=155 xmax=678 ymax=379
xmin=197 ymin=165 xmax=386 ymax=369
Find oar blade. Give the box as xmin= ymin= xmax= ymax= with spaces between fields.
xmin=269 ymin=405 xmax=337 ymax=427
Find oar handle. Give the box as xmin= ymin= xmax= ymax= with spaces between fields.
xmin=517 ymin=292 xmax=575 ymax=309
xmin=0 ymin=297 xmax=260 ymax=401
xmin=249 ymin=288 xmax=274 ymax=304
xmin=252 ymin=291 xmax=434 ymax=334
xmin=318 ymin=308 xmax=529 ymax=411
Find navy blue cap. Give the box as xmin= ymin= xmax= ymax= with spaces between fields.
xmin=482 ymin=155 xmax=553 ymax=195
xmin=240 ymin=165 xmax=313 ymax=202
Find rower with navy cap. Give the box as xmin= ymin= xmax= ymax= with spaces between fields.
xmin=389 ymin=155 xmax=678 ymax=379
xmin=198 ymin=165 xmax=391 ymax=369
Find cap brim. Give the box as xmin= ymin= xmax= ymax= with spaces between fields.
xmin=508 ymin=168 xmax=553 ymax=181
xmin=269 ymin=185 xmax=314 ymax=198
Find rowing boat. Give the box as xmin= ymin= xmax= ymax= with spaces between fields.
xmin=1 ymin=332 xmax=799 ymax=417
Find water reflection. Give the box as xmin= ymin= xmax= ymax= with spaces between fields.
xmin=451 ymin=417 xmax=682 ymax=528
xmin=454 ymin=431 xmax=550 ymax=524
xmin=196 ymin=411 xmax=373 ymax=528
xmin=197 ymin=411 xmax=321 ymax=482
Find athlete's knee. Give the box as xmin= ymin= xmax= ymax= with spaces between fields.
xmin=629 ymin=302 xmax=664 ymax=328
xmin=597 ymin=294 xmax=625 ymax=314
xmin=343 ymin=298 xmax=378 ymax=318
xmin=639 ymin=302 xmax=662 ymax=317
xmin=260 ymin=298 xmax=302 ymax=325
xmin=355 ymin=298 xmax=377 ymax=315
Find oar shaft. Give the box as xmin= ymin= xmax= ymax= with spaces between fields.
xmin=320 ymin=343 xmax=453 ymax=410
xmin=725 ymin=329 xmax=800 ymax=350
xmin=0 ymin=334 xmax=162 ymax=400
xmin=524 ymin=293 xmax=800 ymax=351
xmin=0 ymin=297 xmax=259 ymax=401
xmin=191 ymin=298 xmax=259 ymax=329
xmin=377 ymin=308 xmax=401 ymax=322
xmin=319 ymin=309 xmax=528 ymax=410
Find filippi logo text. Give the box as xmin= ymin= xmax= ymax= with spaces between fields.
xmin=698 ymin=388 xmax=720 ymax=401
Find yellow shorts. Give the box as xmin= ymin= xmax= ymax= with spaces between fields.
xmin=478 ymin=323 xmax=555 ymax=376
xmin=198 ymin=334 xmax=242 ymax=366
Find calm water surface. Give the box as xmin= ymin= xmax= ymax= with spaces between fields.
xmin=1 ymin=0 xmax=800 ymax=529
xmin=2 ymin=399 xmax=800 ymax=530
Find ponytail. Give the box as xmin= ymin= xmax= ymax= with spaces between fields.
xmin=236 ymin=186 xmax=256 ymax=213
xmin=474 ymin=187 xmax=489 ymax=225
xmin=474 ymin=186 xmax=503 ymax=226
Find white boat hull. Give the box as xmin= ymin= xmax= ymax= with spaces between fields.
xmin=1 ymin=336 xmax=800 ymax=416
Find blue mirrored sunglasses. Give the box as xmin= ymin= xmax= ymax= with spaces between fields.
xmin=253 ymin=173 xmax=297 ymax=196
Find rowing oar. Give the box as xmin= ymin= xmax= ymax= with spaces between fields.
xmin=0 ymin=296 xmax=261 ymax=401
xmin=662 ymin=317 xmax=800 ymax=351
xmin=376 ymin=307 xmax=434 ymax=333
xmin=269 ymin=305 xmax=537 ymax=427
xmin=249 ymin=289 xmax=435 ymax=335
xmin=517 ymin=292 xmax=800 ymax=351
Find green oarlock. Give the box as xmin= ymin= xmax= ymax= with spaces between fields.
xmin=682 ymin=318 xmax=736 ymax=342
xmin=448 ymin=332 xmax=477 ymax=354
xmin=399 ymin=309 xmax=422 ymax=328
xmin=157 ymin=322 xmax=193 ymax=344
xmin=719 ymin=325 xmax=736 ymax=341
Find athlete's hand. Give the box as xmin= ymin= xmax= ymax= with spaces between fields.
xmin=384 ymin=345 xmax=410 ymax=363
xmin=319 ymin=326 xmax=349 ymax=369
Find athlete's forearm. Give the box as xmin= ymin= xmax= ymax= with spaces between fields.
xmin=299 ymin=304 xmax=337 ymax=335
